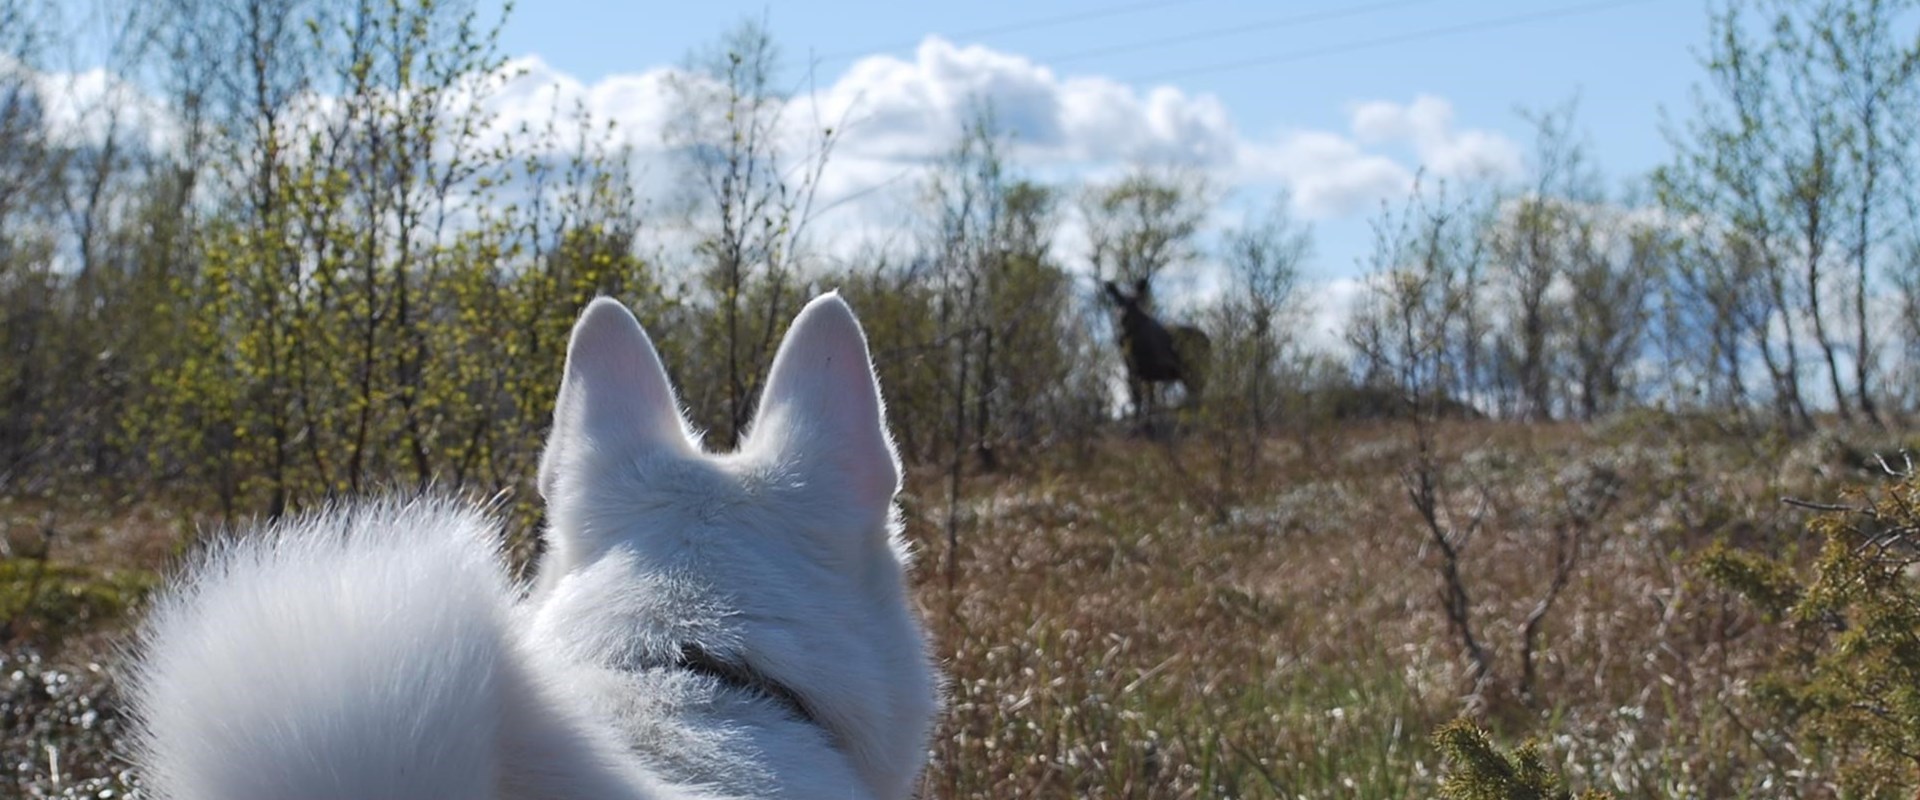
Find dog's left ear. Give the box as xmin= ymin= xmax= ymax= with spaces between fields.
xmin=747 ymin=292 xmax=900 ymax=516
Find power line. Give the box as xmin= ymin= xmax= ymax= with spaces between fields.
xmin=1130 ymin=0 xmax=1659 ymax=83
xmin=1046 ymin=0 xmax=1442 ymax=67
xmin=814 ymin=0 xmax=1209 ymax=63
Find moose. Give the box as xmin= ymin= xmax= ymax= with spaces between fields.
xmin=1104 ymin=278 xmax=1211 ymax=433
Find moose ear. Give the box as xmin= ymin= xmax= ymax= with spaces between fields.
xmin=1134 ymin=277 xmax=1151 ymax=299
xmin=744 ymin=293 xmax=900 ymax=516
xmin=1103 ymin=281 xmax=1125 ymax=304
xmin=538 ymin=298 xmax=692 ymax=501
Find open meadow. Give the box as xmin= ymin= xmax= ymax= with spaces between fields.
xmin=7 ymin=0 xmax=1920 ymax=795
xmin=1 ymin=412 xmax=1908 ymax=798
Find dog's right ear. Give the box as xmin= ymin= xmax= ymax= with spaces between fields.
xmin=745 ymin=293 xmax=901 ymax=520
xmin=539 ymin=298 xmax=691 ymax=501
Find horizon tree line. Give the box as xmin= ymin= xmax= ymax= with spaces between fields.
xmin=0 ymin=0 xmax=1917 ymax=521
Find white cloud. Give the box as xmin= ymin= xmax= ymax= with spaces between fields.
xmin=1237 ymin=132 xmax=1413 ymax=219
xmin=1 ymin=56 xmax=178 ymax=151
xmin=801 ymin=42 xmax=1521 ymax=232
xmin=811 ymin=37 xmax=1242 ymax=172
xmin=481 ymin=56 xmax=682 ymax=156
xmin=1286 ymin=273 xmax=1391 ymax=359
xmin=1347 ymin=94 xmax=1524 ymax=182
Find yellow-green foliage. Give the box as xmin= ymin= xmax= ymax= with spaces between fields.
xmin=1434 ymin=719 xmax=1611 ymax=800
xmin=124 ymin=0 xmax=658 ymax=524
xmin=1703 ymin=477 xmax=1920 ymax=797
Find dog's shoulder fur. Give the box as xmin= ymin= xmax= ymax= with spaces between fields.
xmin=130 ymin=293 xmax=940 ymax=800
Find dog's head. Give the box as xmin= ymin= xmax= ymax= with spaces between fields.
xmin=533 ymin=293 xmax=938 ymax=798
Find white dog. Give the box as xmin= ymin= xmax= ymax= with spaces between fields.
xmin=130 ymin=294 xmax=941 ymax=799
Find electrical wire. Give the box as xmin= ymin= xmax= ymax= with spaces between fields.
xmin=815 ymin=0 xmax=1210 ymax=63
xmin=1130 ymin=0 xmax=1659 ymax=83
xmin=1046 ymin=0 xmax=1442 ymax=67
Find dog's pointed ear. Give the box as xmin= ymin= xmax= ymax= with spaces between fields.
xmin=539 ymin=298 xmax=691 ymax=500
xmin=747 ymin=292 xmax=900 ymax=515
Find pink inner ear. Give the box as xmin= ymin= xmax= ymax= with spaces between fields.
xmin=750 ymin=294 xmax=901 ymax=511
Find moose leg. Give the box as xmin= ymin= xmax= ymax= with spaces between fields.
xmin=1143 ymin=381 xmax=1161 ymax=438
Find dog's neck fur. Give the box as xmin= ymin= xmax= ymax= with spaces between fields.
xmin=526 ymin=542 xmax=876 ymax=799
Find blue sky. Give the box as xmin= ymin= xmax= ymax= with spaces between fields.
xmin=473 ymin=0 xmax=1706 ymax=317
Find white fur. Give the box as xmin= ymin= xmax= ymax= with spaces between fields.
xmin=130 ymin=293 xmax=941 ymax=799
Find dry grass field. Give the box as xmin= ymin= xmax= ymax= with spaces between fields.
xmin=0 ymin=414 xmax=1899 ymax=798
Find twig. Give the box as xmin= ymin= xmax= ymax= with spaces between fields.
xmin=1781 ymin=497 xmax=1869 ymax=514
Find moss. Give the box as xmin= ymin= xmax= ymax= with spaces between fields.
xmin=0 ymin=558 xmax=156 ymax=649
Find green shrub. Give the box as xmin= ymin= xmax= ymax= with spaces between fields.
xmin=1433 ymin=719 xmax=1610 ymax=800
xmin=1703 ymin=475 xmax=1920 ymax=797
